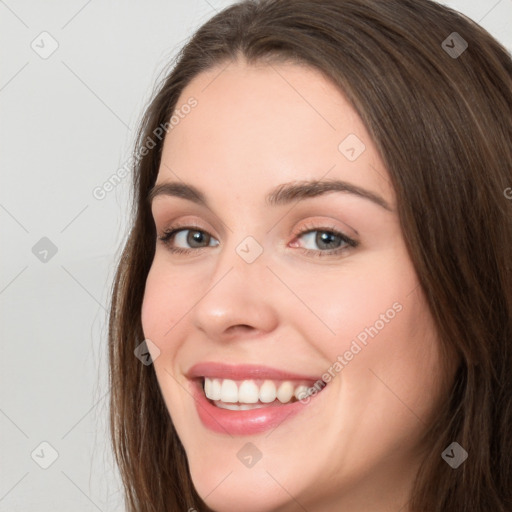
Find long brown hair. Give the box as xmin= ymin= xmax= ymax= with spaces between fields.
xmin=108 ymin=1 xmax=512 ymax=510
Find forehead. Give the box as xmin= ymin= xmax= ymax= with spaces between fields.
xmin=156 ymin=59 xmax=393 ymax=209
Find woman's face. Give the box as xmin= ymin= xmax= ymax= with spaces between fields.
xmin=141 ymin=60 xmax=448 ymax=512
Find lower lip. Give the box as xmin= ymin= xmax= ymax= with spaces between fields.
xmin=191 ymin=380 xmax=323 ymax=436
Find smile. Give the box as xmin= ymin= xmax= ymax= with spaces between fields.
xmin=204 ymin=377 xmax=321 ymax=409
xmin=188 ymin=363 xmax=327 ymax=435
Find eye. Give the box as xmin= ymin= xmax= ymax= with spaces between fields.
xmin=158 ymin=222 xmax=358 ymax=258
xmin=158 ymin=225 xmax=219 ymax=254
xmin=291 ymin=224 xmax=358 ymax=257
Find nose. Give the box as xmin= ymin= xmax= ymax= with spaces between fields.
xmin=190 ymin=241 xmax=279 ymax=342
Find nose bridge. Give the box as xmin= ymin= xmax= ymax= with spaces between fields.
xmin=212 ymin=207 xmax=269 ymax=281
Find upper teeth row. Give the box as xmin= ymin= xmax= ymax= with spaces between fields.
xmin=204 ymin=378 xmax=313 ymax=404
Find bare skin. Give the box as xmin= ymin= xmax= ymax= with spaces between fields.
xmin=141 ymin=59 xmax=450 ymax=512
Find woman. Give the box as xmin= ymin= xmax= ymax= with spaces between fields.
xmin=108 ymin=0 xmax=512 ymax=510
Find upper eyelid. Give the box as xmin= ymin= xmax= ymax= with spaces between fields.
xmin=159 ymin=223 xmax=349 ymax=236
xmin=154 ymin=212 xmax=356 ymax=235
xmin=151 ymin=200 xmax=359 ymax=238
xmin=152 ymin=211 xmax=229 ymax=238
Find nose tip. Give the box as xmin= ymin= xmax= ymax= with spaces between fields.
xmin=190 ymin=263 xmax=279 ymax=341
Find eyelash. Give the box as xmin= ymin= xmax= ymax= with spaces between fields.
xmin=158 ymin=221 xmax=358 ymax=258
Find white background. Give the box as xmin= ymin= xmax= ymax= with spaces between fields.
xmin=1 ymin=1 xmax=511 ymax=510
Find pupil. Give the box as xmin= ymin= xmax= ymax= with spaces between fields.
xmin=318 ymin=232 xmax=338 ymax=249
xmin=189 ymin=230 xmax=206 ymax=247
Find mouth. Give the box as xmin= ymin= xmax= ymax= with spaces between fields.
xmin=202 ymin=377 xmax=323 ymax=409
xmin=187 ymin=363 xmax=327 ymax=435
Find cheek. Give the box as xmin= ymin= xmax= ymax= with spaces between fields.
xmin=305 ymin=247 xmax=420 ymax=361
xmin=327 ymin=275 xmax=444 ymax=439
xmin=313 ymin=246 xmax=444 ymax=413
xmin=140 ymin=261 xmax=187 ymax=344
xmin=140 ymin=267 xmax=163 ymax=339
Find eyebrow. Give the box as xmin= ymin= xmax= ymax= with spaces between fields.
xmin=148 ymin=178 xmax=392 ymax=211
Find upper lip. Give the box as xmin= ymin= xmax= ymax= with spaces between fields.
xmin=187 ymin=362 xmax=323 ymax=383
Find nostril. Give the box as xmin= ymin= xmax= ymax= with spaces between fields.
xmin=227 ymin=324 xmax=253 ymax=334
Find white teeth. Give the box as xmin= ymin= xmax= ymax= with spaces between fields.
xmin=220 ymin=379 xmax=238 ymax=403
xmin=215 ymin=402 xmax=267 ymax=410
xmin=259 ymin=380 xmax=277 ymax=403
xmin=294 ymin=385 xmax=309 ymax=401
xmin=204 ymin=376 xmax=212 ymax=398
xmin=211 ymin=379 xmax=221 ymax=400
xmin=238 ymin=380 xmax=259 ymax=403
xmin=277 ymin=381 xmax=294 ymax=403
xmin=204 ymin=378 xmax=222 ymax=400
xmin=203 ymin=377 xmax=322 ymax=405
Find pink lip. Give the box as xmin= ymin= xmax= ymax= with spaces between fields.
xmin=187 ymin=362 xmax=326 ymax=436
xmin=187 ymin=362 xmax=321 ymax=382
